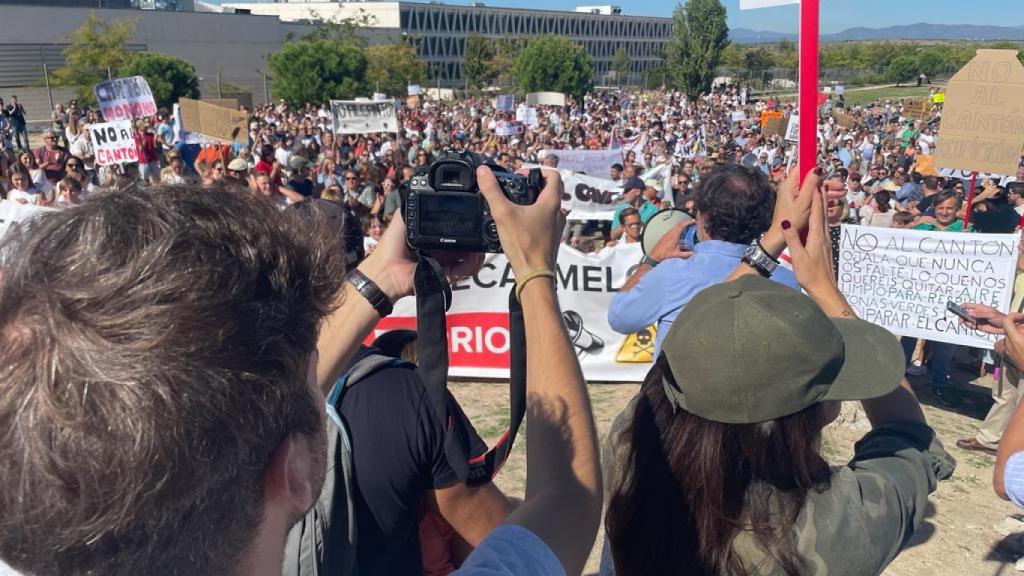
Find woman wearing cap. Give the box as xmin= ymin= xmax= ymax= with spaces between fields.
xmin=604 ymin=170 xmax=953 ymax=576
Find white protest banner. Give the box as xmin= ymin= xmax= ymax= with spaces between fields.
xmin=838 ymin=224 xmax=1019 ymax=349
xmin=516 ymin=105 xmax=538 ymax=127
xmin=836 ymin=85 xmax=845 ymax=95
xmin=731 ymin=111 xmax=747 ymax=122
xmin=558 ymin=164 xmax=672 ymax=220
xmin=93 ymin=76 xmax=157 ymax=122
xmin=369 ymin=243 xmax=651 ymax=382
xmin=89 ymin=120 xmax=139 ymax=166
xmin=372 ymin=92 xmax=388 ymax=101
xmin=495 ymin=94 xmax=515 ymax=111
xmin=542 ymin=149 xmax=623 ymax=176
xmin=331 ymin=100 xmax=398 ymax=134
xmin=407 ymin=84 xmax=422 ymax=96
xmin=495 ymin=119 xmax=520 ymax=137
xmin=0 ymin=200 xmax=52 ymax=240
xmin=785 ymin=113 xmax=800 ymax=142
xmin=526 ymin=92 xmax=566 ymax=106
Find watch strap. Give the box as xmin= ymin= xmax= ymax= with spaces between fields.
xmin=346 ymin=269 xmax=394 ymax=318
xmin=641 ymin=255 xmax=660 ymax=268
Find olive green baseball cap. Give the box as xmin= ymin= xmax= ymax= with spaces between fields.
xmin=661 ymin=275 xmax=904 ymax=424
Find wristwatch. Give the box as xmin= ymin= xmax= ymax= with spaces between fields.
xmin=741 ymin=239 xmax=779 ymax=277
xmin=346 ymin=269 xmax=393 ymax=318
xmin=641 ymin=255 xmax=660 ymax=268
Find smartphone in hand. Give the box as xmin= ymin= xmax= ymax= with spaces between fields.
xmin=946 ymin=301 xmax=975 ymax=324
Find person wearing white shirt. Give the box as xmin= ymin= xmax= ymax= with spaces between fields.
xmin=7 ymin=167 xmax=42 ymax=205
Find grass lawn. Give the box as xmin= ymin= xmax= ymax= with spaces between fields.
xmin=768 ymin=84 xmax=945 ymax=107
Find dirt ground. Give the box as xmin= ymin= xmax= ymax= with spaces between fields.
xmin=451 ymin=359 xmax=1024 ymax=576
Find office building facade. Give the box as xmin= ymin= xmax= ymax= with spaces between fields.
xmin=225 ymin=1 xmax=674 ymax=85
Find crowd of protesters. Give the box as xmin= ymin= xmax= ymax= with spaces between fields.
xmin=2 ymin=80 xmax=1024 ymax=576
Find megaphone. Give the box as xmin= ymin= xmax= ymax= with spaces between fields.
xmin=641 ymin=208 xmax=697 ymax=255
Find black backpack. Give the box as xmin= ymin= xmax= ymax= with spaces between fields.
xmin=282 ymin=353 xmax=415 ymax=576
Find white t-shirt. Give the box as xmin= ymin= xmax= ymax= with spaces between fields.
xmin=453 ymin=524 xmax=563 ymax=576
xmin=8 ymin=188 xmax=41 ymax=205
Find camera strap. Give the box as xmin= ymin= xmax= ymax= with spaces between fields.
xmin=414 ymin=255 xmax=527 ymax=487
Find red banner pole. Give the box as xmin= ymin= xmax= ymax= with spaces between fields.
xmin=964 ymin=171 xmax=979 ymax=228
xmin=798 ymin=0 xmax=820 ymax=184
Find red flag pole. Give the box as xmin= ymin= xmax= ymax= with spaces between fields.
xmin=798 ymin=0 xmax=820 ymax=184
xmin=964 ymin=171 xmax=979 ymax=228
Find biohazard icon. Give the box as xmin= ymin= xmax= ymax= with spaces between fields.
xmin=615 ymin=324 xmax=657 ymax=364
xmin=563 ymin=310 xmax=605 ymax=357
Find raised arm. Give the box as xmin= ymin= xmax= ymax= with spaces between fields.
xmin=476 ymin=166 xmax=602 ymax=576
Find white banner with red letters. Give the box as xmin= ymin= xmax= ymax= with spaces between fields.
xmin=367 ymin=243 xmax=653 ymax=382
xmin=89 ymin=120 xmax=139 ymax=166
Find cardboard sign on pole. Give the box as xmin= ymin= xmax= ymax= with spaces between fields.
xmin=178 ymin=98 xmax=249 ymax=144
xmin=836 ymin=113 xmax=857 ymax=130
xmin=526 ymin=92 xmax=566 ymax=106
xmin=763 ymin=117 xmax=788 ymax=139
xmin=760 ymin=110 xmax=784 ymax=127
xmin=902 ymin=98 xmax=931 ymax=121
xmin=935 ymin=49 xmax=1024 ymax=176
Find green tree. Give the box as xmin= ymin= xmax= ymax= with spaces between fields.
xmin=463 ymin=35 xmax=498 ymax=90
xmin=914 ymin=49 xmax=946 ymax=78
xmin=610 ymin=46 xmax=631 ymax=83
xmin=666 ymin=0 xmax=730 ymax=99
xmin=743 ymin=46 xmax=775 ymax=72
xmin=492 ymin=38 xmax=526 ymax=87
xmin=719 ymin=43 xmax=746 ymax=70
xmin=52 ymin=11 xmax=137 ymax=106
xmin=364 ymin=39 xmax=427 ymax=94
xmin=120 ymin=52 xmax=199 ymax=109
xmin=269 ymin=38 xmax=367 ymax=106
xmin=886 ymin=54 xmax=918 ymax=86
xmin=514 ymin=35 xmax=594 ymax=100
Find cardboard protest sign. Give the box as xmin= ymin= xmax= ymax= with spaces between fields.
xmin=763 ymin=117 xmax=788 ymax=139
xmin=542 ymin=149 xmax=622 ymax=176
xmin=760 ymin=110 xmax=783 ymax=127
xmin=201 ymin=98 xmax=239 ymax=110
xmin=178 ymin=98 xmax=248 ymax=144
xmin=785 ymin=114 xmax=799 ymax=143
xmin=495 ymin=94 xmax=515 ymax=111
xmin=93 ymin=76 xmax=157 ymax=122
xmin=89 ymin=120 xmax=138 ymax=166
xmin=935 ymin=49 xmax=1024 ymax=175
xmin=915 ymin=154 xmax=939 ymax=176
xmin=838 ymin=224 xmax=1019 ymax=349
xmin=495 ymin=119 xmax=520 ymax=137
xmin=526 ymin=92 xmax=566 ymax=106
xmin=902 ymin=98 xmax=931 ymax=121
xmin=516 ymin=105 xmax=538 ymax=127
xmin=330 ymin=100 xmax=398 ymax=135
xmin=836 ymin=113 xmax=857 ymax=130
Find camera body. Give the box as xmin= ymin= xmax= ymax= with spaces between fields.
xmin=402 ymin=151 xmax=541 ymax=253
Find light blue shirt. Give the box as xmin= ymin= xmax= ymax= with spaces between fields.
xmin=1004 ymin=451 xmax=1024 ymax=508
xmin=608 ymin=240 xmax=800 ymax=358
xmin=612 ymin=200 xmax=659 ymax=227
xmin=454 ymin=524 xmax=563 ymax=575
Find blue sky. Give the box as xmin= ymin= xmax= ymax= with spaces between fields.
xmin=436 ymin=0 xmax=1016 ymax=33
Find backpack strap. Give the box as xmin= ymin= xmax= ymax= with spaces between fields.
xmin=283 ymin=353 xmax=415 ymax=576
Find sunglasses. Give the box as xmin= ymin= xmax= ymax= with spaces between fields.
xmin=345 ymin=176 xmax=357 ymax=181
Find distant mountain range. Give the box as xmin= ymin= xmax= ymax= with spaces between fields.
xmin=731 ymin=23 xmax=1024 ymax=44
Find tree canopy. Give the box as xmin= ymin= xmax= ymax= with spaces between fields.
xmin=463 ymin=35 xmax=499 ymax=90
xmin=52 ymin=11 xmax=137 ymax=106
xmin=666 ymin=0 xmax=730 ymax=100
xmin=120 ymin=52 xmax=199 ymax=110
xmin=364 ymin=39 xmax=427 ymax=95
xmin=269 ymin=38 xmax=367 ymax=106
xmin=514 ymin=35 xmax=594 ymax=100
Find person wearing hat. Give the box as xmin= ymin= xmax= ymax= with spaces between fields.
xmin=282 ymin=155 xmax=315 ymax=199
xmin=609 ymin=176 xmax=659 ymax=243
xmin=226 ymin=157 xmax=249 ymax=179
xmin=603 ymin=179 xmax=954 ymax=575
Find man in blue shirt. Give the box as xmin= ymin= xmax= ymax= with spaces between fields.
xmin=608 ymin=165 xmax=800 ymax=357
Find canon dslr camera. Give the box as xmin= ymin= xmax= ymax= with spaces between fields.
xmin=402 ymin=151 xmax=542 ymax=253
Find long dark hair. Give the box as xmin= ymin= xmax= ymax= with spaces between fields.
xmin=606 ymin=358 xmax=833 ymax=576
